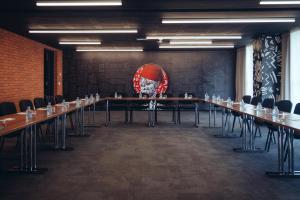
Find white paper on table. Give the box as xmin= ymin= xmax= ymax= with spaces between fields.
xmin=0 ymin=118 xmax=16 ymax=122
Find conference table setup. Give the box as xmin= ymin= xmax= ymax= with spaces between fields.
xmin=0 ymin=97 xmax=100 ymax=174
xmin=3 ymin=0 xmax=300 ymax=199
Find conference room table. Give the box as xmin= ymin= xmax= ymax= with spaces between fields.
xmin=104 ymin=97 xmax=202 ymax=127
xmin=0 ymin=98 xmax=99 ymax=174
xmin=205 ymin=99 xmax=300 ymax=177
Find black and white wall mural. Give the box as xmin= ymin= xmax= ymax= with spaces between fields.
xmin=253 ymin=35 xmax=281 ymax=100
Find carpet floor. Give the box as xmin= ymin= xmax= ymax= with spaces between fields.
xmin=1 ymin=111 xmax=300 ymax=200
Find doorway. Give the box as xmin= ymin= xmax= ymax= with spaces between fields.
xmin=44 ymin=49 xmax=55 ymax=97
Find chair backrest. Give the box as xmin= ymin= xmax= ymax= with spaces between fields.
xmin=275 ymin=100 xmax=293 ymax=113
xmin=242 ymin=95 xmax=252 ymax=104
xmin=45 ymin=96 xmax=56 ymax=105
xmin=19 ymin=99 xmax=34 ymax=112
xmin=294 ymin=103 xmax=300 ymax=115
xmin=55 ymin=95 xmax=64 ymax=104
xmin=34 ymin=98 xmax=46 ymax=109
xmin=262 ymin=98 xmax=275 ymax=109
xmin=0 ymin=102 xmax=17 ymax=116
xmin=250 ymin=96 xmax=262 ymax=106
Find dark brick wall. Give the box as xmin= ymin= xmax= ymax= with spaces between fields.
xmin=63 ymin=50 xmax=236 ymax=100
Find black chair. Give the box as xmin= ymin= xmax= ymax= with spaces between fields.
xmin=227 ymin=95 xmax=252 ymax=132
xmin=108 ymin=92 xmax=128 ymax=123
xmin=34 ymin=98 xmax=46 ymax=109
xmin=55 ymin=95 xmax=64 ymax=104
xmin=19 ymin=99 xmax=34 ymax=112
xmin=265 ymin=100 xmax=293 ymax=152
xmin=155 ymin=93 xmax=176 ymax=123
xmin=45 ymin=96 xmax=56 ymax=105
xmin=129 ymin=93 xmax=149 ymax=123
xmin=253 ymin=98 xmax=275 ymax=138
xmin=177 ymin=93 xmax=196 ymax=124
xmin=250 ymin=96 xmax=262 ymax=106
xmin=0 ymin=102 xmax=21 ymax=152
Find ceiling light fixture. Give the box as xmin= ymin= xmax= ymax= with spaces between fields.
xmin=159 ymin=45 xmax=235 ymax=49
xmin=169 ymin=40 xmax=212 ymax=45
xmin=162 ymin=18 xmax=296 ymax=24
xmin=29 ymin=29 xmax=138 ymax=34
xmin=59 ymin=41 xmax=101 ymax=45
xmin=76 ymin=47 xmax=143 ymax=52
xmin=260 ymin=1 xmax=300 ymax=5
xmin=36 ymin=1 xmax=122 ymax=6
xmin=146 ymin=35 xmax=242 ymax=40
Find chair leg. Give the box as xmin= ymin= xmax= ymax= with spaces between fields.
xmin=177 ymin=109 xmax=181 ymax=124
xmin=224 ymin=113 xmax=229 ymax=128
xmin=69 ymin=115 xmax=75 ymax=131
xmin=0 ymin=137 xmax=4 ymax=152
xmin=172 ymin=109 xmax=176 ymax=122
xmin=130 ymin=110 xmax=133 ymax=123
xmin=231 ymin=116 xmax=236 ymax=132
xmin=108 ymin=110 xmax=111 ymax=122
xmin=265 ymin=129 xmax=271 ymax=151
xmin=238 ymin=117 xmax=242 ymax=128
xmin=155 ymin=109 xmax=158 ymax=123
xmin=125 ymin=110 xmax=128 ymax=123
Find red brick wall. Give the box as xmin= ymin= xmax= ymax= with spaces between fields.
xmin=0 ymin=28 xmax=63 ymax=111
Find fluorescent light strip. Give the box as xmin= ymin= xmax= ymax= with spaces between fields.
xmin=162 ymin=18 xmax=296 ymax=24
xmin=59 ymin=41 xmax=101 ymax=45
xmin=260 ymin=1 xmax=300 ymax=5
xmin=169 ymin=40 xmax=212 ymax=45
xmin=159 ymin=45 xmax=235 ymax=49
xmin=36 ymin=1 xmax=122 ymax=6
xmin=76 ymin=47 xmax=143 ymax=52
xmin=146 ymin=35 xmax=242 ymax=40
xmin=29 ymin=29 xmax=137 ymax=34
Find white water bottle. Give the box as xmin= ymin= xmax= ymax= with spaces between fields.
xmin=114 ymin=92 xmax=118 ymax=98
xmin=96 ymin=93 xmax=100 ymax=101
xmin=46 ymin=102 xmax=52 ymax=116
xmin=184 ymin=92 xmax=188 ymax=99
xmin=26 ymin=106 xmax=32 ymax=121
xmin=76 ymin=97 xmax=81 ymax=108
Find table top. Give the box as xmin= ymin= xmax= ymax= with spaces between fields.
xmin=207 ymin=100 xmax=300 ymax=131
xmin=0 ymin=100 xmax=95 ymax=137
xmin=104 ymin=97 xmax=203 ymax=101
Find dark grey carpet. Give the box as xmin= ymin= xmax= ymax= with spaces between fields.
xmin=1 ymin=111 xmax=300 ymax=200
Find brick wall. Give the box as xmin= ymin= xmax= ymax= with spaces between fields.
xmin=0 ymin=28 xmax=63 ymax=111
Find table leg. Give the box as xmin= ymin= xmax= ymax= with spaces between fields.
xmin=61 ymin=113 xmax=74 ymax=151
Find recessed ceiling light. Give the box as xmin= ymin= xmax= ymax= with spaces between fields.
xmin=29 ymin=29 xmax=138 ymax=34
xmin=169 ymin=40 xmax=212 ymax=45
xmin=162 ymin=18 xmax=296 ymax=24
xmin=59 ymin=41 xmax=101 ymax=45
xmin=159 ymin=45 xmax=235 ymax=49
xmin=146 ymin=35 xmax=242 ymax=40
xmin=36 ymin=1 xmax=122 ymax=6
xmin=76 ymin=47 xmax=143 ymax=52
xmin=260 ymin=1 xmax=300 ymax=5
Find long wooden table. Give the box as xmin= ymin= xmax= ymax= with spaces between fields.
xmin=0 ymin=99 xmax=99 ymax=173
xmin=103 ymin=97 xmax=202 ymax=127
xmin=204 ymin=99 xmax=300 ymax=177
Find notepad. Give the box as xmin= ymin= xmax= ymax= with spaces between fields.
xmin=0 ymin=118 xmax=16 ymax=123
xmin=37 ymin=108 xmax=47 ymax=111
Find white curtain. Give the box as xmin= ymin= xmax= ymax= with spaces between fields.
xmin=245 ymin=44 xmax=254 ymax=97
xmin=235 ymin=47 xmax=246 ymax=101
xmin=281 ymin=33 xmax=291 ymax=100
xmin=290 ymin=29 xmax=300 ymax=105
xmin=235 ymin=45 xmax=253 ymax=101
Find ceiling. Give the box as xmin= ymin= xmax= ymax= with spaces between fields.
xmin=1 ymin=0 xmax=300 ymax=50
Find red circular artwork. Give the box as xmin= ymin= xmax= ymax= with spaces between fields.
xmin=133 ymin=63 xmax=168 ymax=94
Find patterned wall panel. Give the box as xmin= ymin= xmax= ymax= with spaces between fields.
xmin=63 ymin=50 xmax=236 ymax=101
xmin=253 ymin=35 xmax=281 ymax=100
